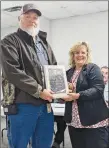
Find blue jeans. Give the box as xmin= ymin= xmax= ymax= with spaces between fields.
xmin=7 ymin=103 xmax=54 ymax=148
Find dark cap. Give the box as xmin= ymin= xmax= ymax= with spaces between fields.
xmin=21 ymin=3 xmax=42 ymax=16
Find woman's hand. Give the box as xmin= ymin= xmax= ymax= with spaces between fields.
xmin=62 ymin=93 xmax=80 ymax=101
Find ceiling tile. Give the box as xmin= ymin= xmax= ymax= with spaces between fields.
xmin=64 ymin=1 xmax=101 ymax=16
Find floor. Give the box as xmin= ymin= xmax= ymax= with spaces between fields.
xmin=1 ymin=116 xmax=72 ymax=148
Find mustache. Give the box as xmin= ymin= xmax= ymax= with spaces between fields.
xmin=27 ymin=25 xmax=37 ymax=28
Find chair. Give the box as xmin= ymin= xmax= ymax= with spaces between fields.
xmin=1 ymin=115 xmax=8 ymax=142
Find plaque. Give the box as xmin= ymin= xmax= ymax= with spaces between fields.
xmin=44 ymin=65 xmax=69 ymax=99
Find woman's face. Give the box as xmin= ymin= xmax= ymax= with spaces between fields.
xmin=73 ymin=45 xmax=88 ymax=67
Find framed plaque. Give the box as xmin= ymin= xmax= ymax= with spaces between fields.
xmin=44 ymin=65 xmax=69 ymax=99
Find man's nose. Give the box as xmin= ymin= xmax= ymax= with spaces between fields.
xmin=28 ymin=19 xmax=34 ymax=23
xmin=28 ymin=17 xmax=35 ymax=22
xmin=28 ymin=20 xmax=36 ymax=26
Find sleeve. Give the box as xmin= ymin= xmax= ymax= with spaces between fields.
xmin=1 ymin=37 xmax=42 ymax=99
xmin=79 ymin=64 xmax=105 ymax=101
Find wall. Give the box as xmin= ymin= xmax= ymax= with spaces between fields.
xmin=51 ymin=11 xmax=108 ymax=69
xmin=1 ymin=26 xmax=18 ymax=39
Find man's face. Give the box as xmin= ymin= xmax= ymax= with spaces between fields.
xmin=20 ymin=11 xmax=39 ymax=29
xmin=19 ymin=11 xmax=40 ymax=36
xmin=101 ymin=68 xmax=109 ymax=84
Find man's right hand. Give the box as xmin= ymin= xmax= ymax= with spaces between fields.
xmin=39 ymin=89 xmax=54 ymax=102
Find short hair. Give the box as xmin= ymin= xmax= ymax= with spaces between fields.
xmin=101 ymin=66 xmax=109 ymax=70
xmin=69 ymin=41 xmax=91 ymax=67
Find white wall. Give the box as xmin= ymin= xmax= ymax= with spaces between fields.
xmin=1 ymin=26 xmax=18 ymax=39
xmin=51 ymin=11 xmax=108 ymax=69
xmin=1 ymin=16 xmax=51 ymax=43
xmin=40 ymin=17 xmax=51 ymax=43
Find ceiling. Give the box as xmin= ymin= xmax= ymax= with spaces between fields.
xmin=1 ymin=1 xmax=108 ymax=28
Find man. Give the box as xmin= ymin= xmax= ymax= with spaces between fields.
xmin=101 ymin=66 xmax=109 ymax=133
xmin=101 ymin=66 xmax=109 ymax=104
xmin=52 ymin=99 xmax=67 ymax=148
xmin=1 ymin=3 xmax=57 ymax=148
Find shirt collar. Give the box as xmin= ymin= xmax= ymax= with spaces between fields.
xmin=35 ymin=35 xmax=41 ymax=44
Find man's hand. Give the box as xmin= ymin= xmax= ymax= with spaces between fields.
xmin=39 ymin=89 xmax=54 ymax=102
xmin=62 ymin=93 xmax=80 ymax=101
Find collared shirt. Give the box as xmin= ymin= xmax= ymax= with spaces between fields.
xmin=35 ymin=36 xmax=49 ymax=65
xmin=104 ymin=82 xmax=108 ymax=102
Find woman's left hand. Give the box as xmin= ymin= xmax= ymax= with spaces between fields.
xmin=62 ymin=93 xmax=80 ymax=101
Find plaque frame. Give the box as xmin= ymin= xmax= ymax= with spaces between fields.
xmin=44 ymin=65 xmax=69 ymax=99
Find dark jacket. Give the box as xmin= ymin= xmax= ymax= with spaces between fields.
xmin=1 ymin=29 xmax=57 ymax=106
xmin=64 ymin=63 xmax=109 ymax=126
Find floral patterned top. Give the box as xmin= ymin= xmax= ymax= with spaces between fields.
xmin=68 ymin=70 xmax=108 ymax=128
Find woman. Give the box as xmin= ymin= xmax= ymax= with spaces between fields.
xmin=63 ymin=42 xmax=108 ymax=148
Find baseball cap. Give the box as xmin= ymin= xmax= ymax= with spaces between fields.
xmin=20 ymin=3 xmax=42 ymax=16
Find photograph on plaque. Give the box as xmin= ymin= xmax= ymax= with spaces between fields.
xmin=44 ymin=65 xmax=69 ymax=98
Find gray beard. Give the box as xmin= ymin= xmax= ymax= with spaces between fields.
xmin=20 ymin=27 xmax=40 ymax=37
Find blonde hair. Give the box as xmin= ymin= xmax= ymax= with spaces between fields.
xmin=69 ymin=41 xmax=91 ymax=67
